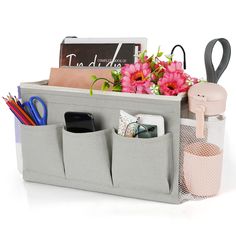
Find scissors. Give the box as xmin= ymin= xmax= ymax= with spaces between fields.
xmin=23 ymin=96 xmax=47 ymax=125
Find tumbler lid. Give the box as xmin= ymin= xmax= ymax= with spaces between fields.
xmin=188 ymin=82 xmax=227 ymax=104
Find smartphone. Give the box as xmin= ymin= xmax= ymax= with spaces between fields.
xmin=64 ymin=112 xmax=96 ymax=133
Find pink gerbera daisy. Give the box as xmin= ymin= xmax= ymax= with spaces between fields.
xmin=158 ymin=61 xmax=190 ymax=96
xmin=158 ymin=74 xmax=189 ymax=96
xmin=121 ymin=62 xmax=153 ymax=94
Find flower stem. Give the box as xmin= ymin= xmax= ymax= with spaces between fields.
xmin=93 ymin=77 xmax=114 ymax=85
xmin=90 ymin=78 xmax=114 ymax=96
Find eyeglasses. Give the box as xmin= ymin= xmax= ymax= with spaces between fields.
xmin=124 ymin=121 xmax=157 ymax=138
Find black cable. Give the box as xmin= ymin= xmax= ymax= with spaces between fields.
xmin=171 ymin=44 xmax=186 ymax=69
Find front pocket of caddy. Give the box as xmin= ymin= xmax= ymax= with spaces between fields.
xmin=21 ymin=124 xmax=65 ymax=178
xmin=62 ymin=129 xmax=113 ymax=186
xmin=112 ymin=129 xmax=173 ymax=194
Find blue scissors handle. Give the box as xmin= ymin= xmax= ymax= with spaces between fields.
xmin=23 ymin=96 xmax=47 ymax=125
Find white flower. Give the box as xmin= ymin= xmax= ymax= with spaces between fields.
xmin=186 ymin=77 xmax=195 ymax=86
xmin=150 ymin=84 xmax=160 ymax=95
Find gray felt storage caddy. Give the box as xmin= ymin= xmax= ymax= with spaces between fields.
xmin=18 ymin=80 xmax=185 ymax=204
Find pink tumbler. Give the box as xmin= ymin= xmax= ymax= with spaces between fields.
xmin=184 ymin=82 xmax=227 ymax=197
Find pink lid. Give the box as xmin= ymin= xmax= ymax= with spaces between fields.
xmin=188 ymin=82 xmax=227 ymax=103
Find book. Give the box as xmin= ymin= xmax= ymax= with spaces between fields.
xmin=48 ymin=67 xmax=113 ymax=90
xmin=59 ymin=37 xmax=147 ymax=68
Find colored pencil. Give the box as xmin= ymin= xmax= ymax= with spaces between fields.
xmin=3 ymin=97 xmax=32 ymax=125
xmin=14 ymin=96 xmax=24 ymax=110
xmin=7 ymin=95 xmax=36 ymax=126
xmin=9 ymin=108 xmax=24 ymax=124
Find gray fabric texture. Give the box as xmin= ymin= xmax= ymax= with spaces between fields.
xmin=63 ymin=128 xmax=113 ymax=186
xmin=21 ymin=124 xmax=65 ymax=178
xmin=19 ymin=81 xmax=183 ymax=204
xmin=112 ymin=129 xmax=172 ymax=194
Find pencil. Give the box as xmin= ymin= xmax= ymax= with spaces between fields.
xmin=3 ymin=97 xmax=32 ymax=125
xmin=8 ymin=93 xmax=15 ymax=101
xmin=9 ymin=108 xmax=24 ymax=124
xmin=8 ymin=96 xmax=36 ymax=126
xmin=7 ymin=94 xmax=36 ymax=126
xmin=14 ymin=95 xmax=28 ymax=114
xmin=14 ymin=96 xmax=24 ymax=109
xmin=9 ymin=94 xmax=36 ymax=125
xmin=5 ymin=95 xmax=23 ymax=124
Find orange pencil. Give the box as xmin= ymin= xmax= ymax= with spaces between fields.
xmin=8 ymin=95 xmax=36 ymax=126
xmin=3 ymin=97 xmax=31 ymax=125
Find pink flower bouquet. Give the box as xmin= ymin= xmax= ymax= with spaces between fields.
xmin=90 ymin=48 xmax=200 ymax=96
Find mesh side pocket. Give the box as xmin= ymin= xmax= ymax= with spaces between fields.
xmin=179 ymin=116 xmax=225 ymax=202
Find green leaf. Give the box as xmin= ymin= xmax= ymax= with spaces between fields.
xmin=147 ymin=55 xmax=154 ymax=62
xmin=111 ymin=70 xmax=118 ymax=79
xmin=112 ymin=84 xmax=122 ymax=92
xmin=156 ymin=46 xmax=163 ymax=58
xmin=150 ymin=61 xmax=156 ymax=71
xmin=165 ymin=54 xmax=174 ymax=63
xmin=102 ymin=81 xmax=110 ymax=91
xmin=111 ymin=70 xmax=121 ymax=83
xmin=91 ymin=75 xmax=97 ymax=81
xmin=138 ymin=50 xmax=147 ymax=63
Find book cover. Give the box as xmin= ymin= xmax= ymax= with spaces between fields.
xmin=59 ymin=43 xmax=140 ymax=68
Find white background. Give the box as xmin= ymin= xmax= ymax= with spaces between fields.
xmin=0 ymin=0 xmax=236 ymax=235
